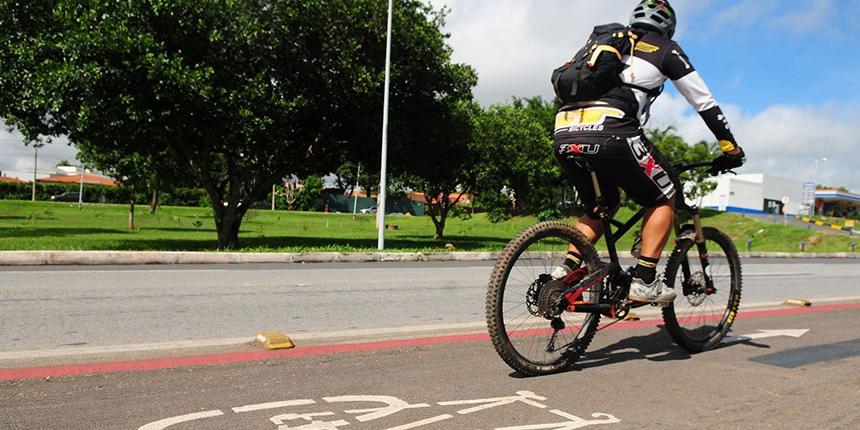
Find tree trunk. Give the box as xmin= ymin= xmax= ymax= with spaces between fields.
xmin=128 ymin=199 xmax=136 ymax=230
xmin=427 ymin=193 xmax=450 ymax=240
xmin=215 ymin=208 xmax=242 ymax=250
xmin=149 ymin=178 xmax=160 ymax=214
xmin=433 ymin=216 xmax=445 ymax=240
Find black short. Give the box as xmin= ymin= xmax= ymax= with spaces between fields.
xmin=554 ymin=134 xmax=677 ymax=213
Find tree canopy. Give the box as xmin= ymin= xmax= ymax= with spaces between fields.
xmin=0 ymin=0 xmax=476 ymax=248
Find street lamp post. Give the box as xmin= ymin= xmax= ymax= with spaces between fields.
xmin=353 ymin=162 xmax=361 ymax=214
xmin=78 ymin=165 xmax=85 ymax=206
xmin=377 ymin=0 xmax=393 ymax=250
xmin=31 ymin=146 xmax=38 ymax=201
xmin=810 ymin=156 xmax=828 ymax=216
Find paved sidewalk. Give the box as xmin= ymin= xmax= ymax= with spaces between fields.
xmin=0 ymin=250 xmax=858 ymax=266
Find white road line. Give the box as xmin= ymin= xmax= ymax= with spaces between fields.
xmin=138 ymin=410 xmax=224 ymax=430
xmin=382 ymin=414 xmax=453 ymax=430
xmin=232 ymin=399 xmax=315 ymax=413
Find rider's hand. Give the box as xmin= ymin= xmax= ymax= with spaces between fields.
xmin=709 ymin=146 xmax=745 ymax=176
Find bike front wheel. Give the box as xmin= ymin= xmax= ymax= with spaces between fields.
xmin=486 ymin=221 xmax=602 ymax=376
xmin=662 ymin=226 xmax=743 ymax=352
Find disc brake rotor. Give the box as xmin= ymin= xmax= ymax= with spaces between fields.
xmin=686 ymin=272 xmax=708 ymax=306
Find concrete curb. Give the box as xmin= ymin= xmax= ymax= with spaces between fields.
xmin=0 ymin=250 xmax=858 ymax=266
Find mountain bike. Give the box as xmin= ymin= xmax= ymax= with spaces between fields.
xmin=485 ymin=159 xmax=742 ymax=376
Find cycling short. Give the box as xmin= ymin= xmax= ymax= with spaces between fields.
xmin=554 ymin=134 xmax=677 ymax=213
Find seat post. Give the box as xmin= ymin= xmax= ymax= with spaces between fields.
xmin=590 ymin=171 xmax=603 ymax=199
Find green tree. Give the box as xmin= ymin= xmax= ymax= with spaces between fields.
xmin=511 ymin=96 xmax=561 ymax=138
xmin=294 ymin=175 xmax=323 ymax=212
xmin=471 ymin=104 xmax=560 ymax=220
xmin=0 ymin=0 xmax=473 ymax=249
xmin=402 ymin=99 xmax=479 ymax=239
xmin=647 ymin=127 xmax=718 ymax=204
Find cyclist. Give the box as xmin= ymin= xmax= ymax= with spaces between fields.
xmin=551 ymin=0 xmax=745 ymax=303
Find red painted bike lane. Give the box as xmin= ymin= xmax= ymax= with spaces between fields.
xmin=2 ymin=302 xmax=858 ymax=381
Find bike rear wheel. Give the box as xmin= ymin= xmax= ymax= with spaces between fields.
xmin=662 ymin=226 xmax=742 ymax=352
xmin=486 ymin=221 xmax=602 ymax=376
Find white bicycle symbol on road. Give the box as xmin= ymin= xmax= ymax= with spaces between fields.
xmin=140 ymin=391 xmax=620 ymax=430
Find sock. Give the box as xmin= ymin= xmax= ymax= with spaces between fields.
xmin=633 ymin=256 xmax=659 ymax=284
xmin=563 ymin=251 xmax=583 ymax=270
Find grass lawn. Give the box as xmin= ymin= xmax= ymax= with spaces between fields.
xmin=0 ymin=200 xmax=855 ymax=253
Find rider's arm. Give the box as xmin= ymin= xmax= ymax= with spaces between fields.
xmin=664 ymin=43 xmax=739 ymax=153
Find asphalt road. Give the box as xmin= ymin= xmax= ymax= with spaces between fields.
xmin=1 ymin=304 xmax=858 ymax=429
xmin=1 ymin=259 xmax=859 ymax=356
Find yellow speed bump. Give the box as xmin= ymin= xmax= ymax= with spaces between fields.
xmin=623 ymin=312 xmax=640 ymax=321
xmin=255 ymin=332 xmax=295 ymax=350
xmin=783 ymin=298 xmax=812 ymax=307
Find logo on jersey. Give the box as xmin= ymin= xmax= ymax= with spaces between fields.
xmin=672 ymin=49 xmax=691 ymax=70
xmin=558 ymin=143 xmax=601 ymax=156
xmin=634 ymin=41 xmax=660 ymax=53
xmin=554 ymin=107 xmax=625 ymax=134
xmin=627 ymin=136 xmax=675 ymax=200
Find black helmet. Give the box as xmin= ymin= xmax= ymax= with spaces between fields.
xmin=630 ymin=0 xmax=677 ymax=38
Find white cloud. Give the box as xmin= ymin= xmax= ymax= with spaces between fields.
xmin=0 ymin=122 xmax=78 ymax=181
xmin=649 ymin=94 xmax=860 ymax=191
xmin=428 ymin=0 xmax=715 ymax=104
xmin=773 ymin=0 xmax=837 ymax=36
xmin=712 ymin=0 xmax=778 ymax=28
xmin=429 ymin=0 xmax=631 ymax=104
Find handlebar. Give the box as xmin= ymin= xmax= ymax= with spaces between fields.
xmin=674 ymin=160 xmax=736 ymax=176
xmin=673 ymin=161 xmax=713 ymax=174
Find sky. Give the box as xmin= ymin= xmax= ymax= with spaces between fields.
xmin=3 ymin=0 xmax=860 ymax=191
xmin=426 ymin=0 xmax=860 ymax=191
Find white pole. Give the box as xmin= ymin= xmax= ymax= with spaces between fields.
xmin=78 ymin=165 xmax=85 ymax=206
xmin=272 ymin=183 xmax=276 ymax=210
xmin=377 ymin=0 xmax=393 ymax=250
xmin=31 ymin=146 xmax=38 ymax=201
xmin=353 ymin=162 xmax=361 ymax=214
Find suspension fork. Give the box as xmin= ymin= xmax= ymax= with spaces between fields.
xmin=676 ymin=208 xmax=714 ymax=292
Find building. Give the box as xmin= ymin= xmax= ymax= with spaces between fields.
xmin=36 ymin=166 xmax=120 ymax=187
xmin=0 ymin=172 xmax=26 ymax=184
xmin=699 ymin=173 xmax=804 ymax=215
xmin=814 ymin=189 xmax=860 ymax=218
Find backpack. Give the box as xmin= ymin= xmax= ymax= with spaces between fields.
xmin=551 ymin=23 xmax=639 ymax=104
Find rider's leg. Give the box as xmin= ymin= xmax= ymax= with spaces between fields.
xmin=632 ymin=199 xmax=675 ymax=284
xmin=559 ymin=203 xmax=619 ymax=274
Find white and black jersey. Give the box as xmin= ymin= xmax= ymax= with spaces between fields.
xmin=555 ymin=29 xmax=736 ymax=146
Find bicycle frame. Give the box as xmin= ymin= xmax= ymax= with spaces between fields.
xmin=559 ymin=160 xmax=715 ymax=316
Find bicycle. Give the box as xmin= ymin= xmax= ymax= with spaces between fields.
xmin=485 ymin=159 xmax=743 ymax=376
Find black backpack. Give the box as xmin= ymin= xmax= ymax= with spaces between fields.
xmin=551 ymin=23 xmax=638 ymax=104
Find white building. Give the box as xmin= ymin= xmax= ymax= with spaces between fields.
xmin=699 ymin=173 xmax=804 ymax=215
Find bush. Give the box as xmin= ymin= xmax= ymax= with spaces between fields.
xmin=477 ymin=191 xmax=514 ymax=223
xmin=450 ymin=204 xmax=472 ymax=221
xmin=537 ymin=208 xmax=563 ymax=221
xmin=0 ymin=181 xmax=211 ymax=207
xmin=295 ymin=175 xmax=323 ymax=212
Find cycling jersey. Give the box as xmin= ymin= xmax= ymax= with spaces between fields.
xmin=554 ymin=29 xmax=736 ymax=148
xmin=554 ymin=28 xmax=736 ymax=211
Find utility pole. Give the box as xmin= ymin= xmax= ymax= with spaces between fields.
xmin=377 ymin=0 xmax=393 ymax=250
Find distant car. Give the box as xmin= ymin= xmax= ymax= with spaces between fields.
xmin=359 ymin=206 xmax=377 ymax=214
xmin=50 ymin=192 xmax=80 ymax=202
